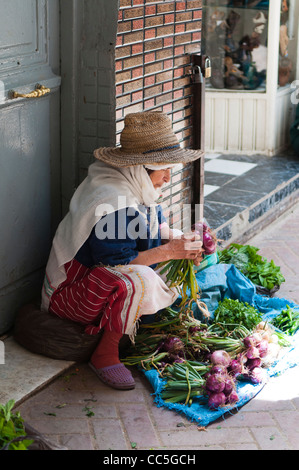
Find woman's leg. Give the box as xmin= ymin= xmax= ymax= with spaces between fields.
xmin=49 ymin=262 xmax=137 ymax=389
xmin=49 ymin=260 xmax=177 ymax=389
xmin=90 ymin=329 xmax=123 ymax=368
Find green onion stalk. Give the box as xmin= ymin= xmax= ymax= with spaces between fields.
xmin=161 ymin=361 xmax=210 ymax=405
xmin=121 ymin=351 xmax=170 ymax=371
xmin=207 ymin=322 xmax=252 ymax=340
xmin=157 ymin=259 xmax=199 ymax=305
xmin=189 ymin=331 xmax=246 ymax=357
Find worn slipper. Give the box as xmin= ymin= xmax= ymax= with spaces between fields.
xmin=88 ymin=362 xmax=135 ymax=390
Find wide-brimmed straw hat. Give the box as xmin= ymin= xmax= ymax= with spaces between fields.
xmin=94 ymin=111 xmax=203 ymax=167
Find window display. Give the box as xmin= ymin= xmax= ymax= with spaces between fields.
xmin=202 ymin=1 xmax=293 ymax=91
xmin=203 ymin=1 xmax=299 ymax=154
xmin=278 ymin=0 xmax=292 ymax=86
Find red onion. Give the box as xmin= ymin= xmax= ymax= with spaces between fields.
xmin=250 ymin=367 xmax=265 ymax=384
xmin=210 ymin=350 xmax=231 ymax=367
xmin=258 ymin=339 xmax=268 ymax=358
xmin=193 ymin=222 xmax=216 ymax=254
xmin=246 ymin=346 xmax=260 ymax=359
xmin=210 ymin=365 xmax=227 ymax=375
xmin=243 ymin=367 xmax=265 ymax=384
xmin=202 ymin=232 xmax=216 ymax=254
xmin=252 ymin=332 xmax=262 ymax=345
xmin=208 ymin=392 xmax=226 ymax=410
xmin=245 ymin=357 xmax=261 ymax=371
xmin=160 ymin=336 xmax=184 ymax=354
xmin=243 ymin=335 xmax=257 ymax=348
xmin=226 ymin=390 xmax=239 ymax=404
xmin=189 ymin=326 xmax=201 ymax=334
xmin=223 ymin=377 xmax=234 ymax=396
xmin=206 ymin=374 xmax=225 ymax=393
xmin=228 ymin=359 xmax=242 ymax=376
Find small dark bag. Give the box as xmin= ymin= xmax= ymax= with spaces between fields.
xmin=13 ymin=303 xmax=102 ymax=362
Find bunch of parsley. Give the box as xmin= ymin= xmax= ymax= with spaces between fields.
xmin=213 ymin=298 xmax=263 ymax=331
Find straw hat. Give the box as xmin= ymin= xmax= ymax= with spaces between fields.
xmin=94 ymin=111 xmax=203 ymax=167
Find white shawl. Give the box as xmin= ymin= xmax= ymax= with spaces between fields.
xmin=41 ymin=161 xmax=161 ymax=310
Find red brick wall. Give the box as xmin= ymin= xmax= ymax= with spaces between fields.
xmin=115 ymin=0 xmax=202 ymax=226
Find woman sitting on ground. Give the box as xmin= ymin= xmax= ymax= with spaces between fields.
xmin=41 ymin=111 xmax=203 ymax=390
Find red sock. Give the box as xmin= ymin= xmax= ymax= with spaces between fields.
xmin=91 ymin=330 xmax=123 ymax=369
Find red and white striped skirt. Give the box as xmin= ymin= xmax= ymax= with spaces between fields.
xmin=48 ymin=259 xmax=178 ymax=338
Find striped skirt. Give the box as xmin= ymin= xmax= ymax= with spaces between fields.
xmin=48 ymin=259 xmax=178 ymax=339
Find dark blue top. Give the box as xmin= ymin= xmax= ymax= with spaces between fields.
xmin=75 ymin=204 xmax=166 ymax=268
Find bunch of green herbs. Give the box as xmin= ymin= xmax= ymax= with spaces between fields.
xmin=213 ymin=298 xmax=263 ymax=332
xmin=218 ymin=244 xmax=285 ymax=290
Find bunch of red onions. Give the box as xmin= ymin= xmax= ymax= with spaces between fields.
xmin=193 ymin=222 xmax=217 ymax=255
xmin=204 ymin=350 xmax=239 ymax=410
xmin=240 ymin=332 xmax=268 ymax=384
xmin=204 ymin=337 xmax=268 ymax=410
xmin=227 ymin=332 xmax=268 ymax=386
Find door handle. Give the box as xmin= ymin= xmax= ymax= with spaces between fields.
xmin=10 ymin=84 xmax=51 ymax=99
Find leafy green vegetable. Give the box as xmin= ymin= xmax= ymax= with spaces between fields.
xmin=0 ymin=400 xmax=33 ymax=450
xmin=271 ymin=305 xmax=299 ymax=336
xmin=218 ymin=244 xmax=285 ymax=290
xmin=214 ymin=298 xmax=263 ymax=331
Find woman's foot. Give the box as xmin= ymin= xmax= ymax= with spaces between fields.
xmin=89 ymin=329 xmax=135 ymax=389
xmin=88 ymin=362 xmax=135 ymax=390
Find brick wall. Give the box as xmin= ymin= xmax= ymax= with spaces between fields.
xmin=74 ymin=1 xmax=203 ymax=228
xmin=115 ymin=0 xmax=202 ymax=229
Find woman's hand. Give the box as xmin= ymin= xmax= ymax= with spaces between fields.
xmin=163 ymin=233 xmax=204 ymax=266
xmin=129 ymin=232 xmax=203 ymax=267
